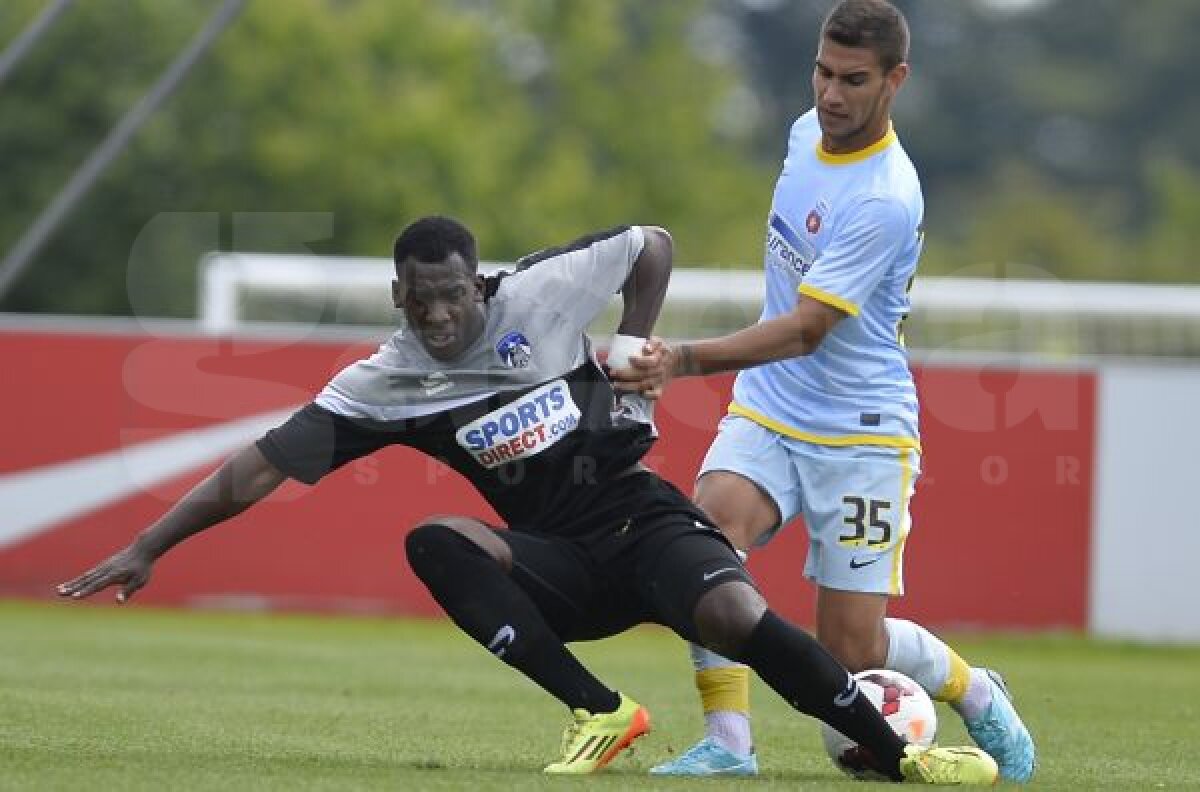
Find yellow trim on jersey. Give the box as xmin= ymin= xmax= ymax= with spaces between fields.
xmin=799 ymin=283 xmax=861 ymax=317
xmin=728 ymin=402 xmax=921 ymax=451
xmin=890 ymin=448 xmax=915 ymax=595
xmin=816 ymin=122 xmax=897 ymax=165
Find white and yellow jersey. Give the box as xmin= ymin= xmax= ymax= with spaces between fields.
xmin=730 ymin=109 xmax=923 ymax=449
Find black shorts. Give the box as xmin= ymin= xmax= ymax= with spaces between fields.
xmin=496 ymin=514 xmax=758 ymax=645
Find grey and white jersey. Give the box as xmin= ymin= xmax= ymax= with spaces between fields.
xmin=257 ymin=226 xmax=686 ymax=534
xmin=314 ymin=225 xmax=645 ymax=421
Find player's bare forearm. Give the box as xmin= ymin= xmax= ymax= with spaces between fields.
xmin=675 ymin=296 xmax=844 ymax=377
xmin=616 ymin=226 xmax=673 ymax=339
xmin=135 ymin=444 xmax=285 ymax=560
xmin=675 ymin=315 xmax=812 ymax=376
xmin=57 ymin=444 xmax=286 ymax=602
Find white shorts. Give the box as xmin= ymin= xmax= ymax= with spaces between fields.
xmin=698 ymin=414 xmax=920 ymax=595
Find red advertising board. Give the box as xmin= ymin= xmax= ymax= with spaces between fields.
xmin=0 ymin=330 xmax=1093 ymax=629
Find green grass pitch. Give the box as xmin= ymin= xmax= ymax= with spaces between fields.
xmin=2 ymin=599 xmax=1199 ymax=790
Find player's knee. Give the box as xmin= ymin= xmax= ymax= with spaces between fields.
xmin=718 ymin=521 xmax=760 ymax=552
xmin=692 ymin=581 xmax=767 ymax=657
xmin=405 ymin=522 xmax=453 ymax=574
xmin=405 ymin=522 xmax=489 ymax=584
xmin=692 ymin=502 xmax=761 ymax=551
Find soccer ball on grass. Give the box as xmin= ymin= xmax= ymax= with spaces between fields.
xmin=821 ymin=669 xmax=937 ymax=780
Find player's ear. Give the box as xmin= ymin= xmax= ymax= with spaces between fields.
xmin=473 ymin=275 xmax=486 ymax=302
xmin=391 ymin=278 xmax=403 ymax=308
xmin=886 ymin=61 xmax=909 ymax=93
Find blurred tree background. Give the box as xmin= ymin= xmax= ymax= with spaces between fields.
xmin=0 ymin=0 xmax=1197 ymax=317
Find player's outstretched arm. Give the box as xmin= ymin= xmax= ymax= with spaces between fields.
xmin=675 ymin=295 xmax=845 ymax=376
xmin=610 ymin=295 xmax=846 ymax=399
xmin=56 ymin=444 xmax=286 ymax=603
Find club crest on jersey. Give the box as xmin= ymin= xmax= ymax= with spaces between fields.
xmin=807 ymin=199 xmax=831 ymax=234
xmin=496 ymin=331 xmax=532 ymax=369
xmin=456 ymin=379 xmax=581 ymax=468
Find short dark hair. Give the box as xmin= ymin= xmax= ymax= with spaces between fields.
xmin=392 ymin=215 xmax=478 ymax=274
xmin=821 ymin=0 xmax=910 ymax=73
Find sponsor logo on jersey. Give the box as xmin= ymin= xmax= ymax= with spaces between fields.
xmin=496 ymin=330 xmax=532 ymax=368
xmin=766 ymin=211 xmax=815 ymax=278
xmin=456 ymin=379 xmax=581 ymax=468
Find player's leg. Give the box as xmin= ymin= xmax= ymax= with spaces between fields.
xmin=637 ymin=525 xmax=997 ymax=784
xmin=819 ymin=598 xmax=1037 ymax=783
xmin=880 ymin=615 xmax=1036 ymax=780
xmin=801 ymin=445 xmax=1035 ymax=782
xmin=651 ymin=416 xmax=798 ymax=776
xmin=673 ymin=472 xmax=773 ymax=768
xmin=814 ymin=587 xmax=890 ymax=669
xmin=815 ymin=587 xmax=1028 ymax=774
xmin=817 ymin=587 xmax=987 ymax=735
xmin=405 ymin=515 xmax=620 ymax=715
xmin=405 ymin=515 xmax=651 ymax=774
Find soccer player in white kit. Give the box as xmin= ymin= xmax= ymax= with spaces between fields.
xmin=618 ymin=0 xmax=1036 ymax=783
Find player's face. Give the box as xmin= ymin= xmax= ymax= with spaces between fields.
xmin=812 ymin=39 xmax=908 ymax=154
xmin=393 ymin=253 xmax=485 ymax=361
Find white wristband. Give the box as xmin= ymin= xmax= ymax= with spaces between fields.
xmin=606 ymin=334 xmax=646 ymax=369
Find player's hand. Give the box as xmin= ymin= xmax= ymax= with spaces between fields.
xmin=609 ymin=337 xmax=674 ymax=400
xmin=56 ymin=544 xmax=154 ymax=604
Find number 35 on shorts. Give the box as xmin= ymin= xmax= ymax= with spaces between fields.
xmin=838 ymin=496 xmax=892 ymax=548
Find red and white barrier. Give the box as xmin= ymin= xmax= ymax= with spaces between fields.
xmin=0 ymin=325 xmax=1189 ymax=640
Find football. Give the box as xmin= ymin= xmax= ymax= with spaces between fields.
xmin=821 ymin=669 xmax=937 ymax=780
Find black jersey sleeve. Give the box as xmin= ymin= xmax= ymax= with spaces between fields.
xmin=256 ymin=403 xmax=395 ymax=485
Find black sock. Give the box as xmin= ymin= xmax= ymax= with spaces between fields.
xmin=406 ymin=523 xmax=620 ymax=714
xmin=733 ymin=610 xmax=906 ymax=781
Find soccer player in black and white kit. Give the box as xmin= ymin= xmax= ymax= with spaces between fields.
xmin=59 ymin=216 xmax=996 ymax=783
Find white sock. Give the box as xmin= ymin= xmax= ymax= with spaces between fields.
xmin=952 ymin=668 xmax=995 ymax=721
xmin=704 ymin=710 xmax=754 ymax=757
xmin=885 ymin=618 xmax=993 ymax=723
xmin=883 ymin=617 xmax=951 ymax=695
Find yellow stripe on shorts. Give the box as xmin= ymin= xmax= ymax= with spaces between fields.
xmin=889 ymin=448 xmax=915 ymax=596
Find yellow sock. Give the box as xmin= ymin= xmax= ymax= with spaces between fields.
xmin=933 ymin=647 xmax=972 ymax=704
xmin=696 ymin=666 xmax=750 ymax=714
